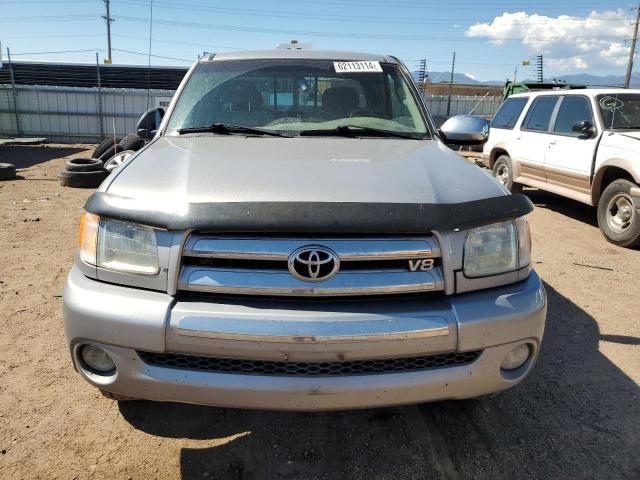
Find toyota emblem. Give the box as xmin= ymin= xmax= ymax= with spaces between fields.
xmin=288 ymin=246 xmax=340 ymax=282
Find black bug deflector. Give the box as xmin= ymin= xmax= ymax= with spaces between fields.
xmin=84 ymin=193 xmax=533 ymax=233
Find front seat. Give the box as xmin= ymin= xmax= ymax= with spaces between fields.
xmin=322 ymin=87 xmax=360 ymax=117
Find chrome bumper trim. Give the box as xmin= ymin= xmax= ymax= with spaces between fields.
xmin=176 ymin=315 xmax=449 ymax=343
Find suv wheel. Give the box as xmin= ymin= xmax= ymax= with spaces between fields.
xmin=597 ymin=179 xmax=640 ymax=248
xmin=492 ymin=155 xmax=522 ymax=193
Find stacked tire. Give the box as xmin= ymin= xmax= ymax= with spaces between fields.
xmin=58 ymin=134 xmax=147 ymax=188
xmin=58 ymin=158 xmax=108 ymax=188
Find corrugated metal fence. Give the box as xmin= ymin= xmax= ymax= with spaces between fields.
xmin=0 ymin=85 xmax=502 ymax=143
xmin=0 ymin=84 xmax=174 ymax=143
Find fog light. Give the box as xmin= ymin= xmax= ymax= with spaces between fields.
xmin=501 ymin=344 xmax=531 ymax=371
xmin=80 ymin=345 xmax=116 ymax=374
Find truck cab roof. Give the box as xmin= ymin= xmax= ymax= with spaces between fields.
xmin=202 ymin=49 xmax=398 ymax=63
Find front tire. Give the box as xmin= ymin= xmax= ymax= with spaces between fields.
xmin=492 ymin=155 xmax=522 ymax=193
xmin=597 ymin=179 xmax=640 ymax=248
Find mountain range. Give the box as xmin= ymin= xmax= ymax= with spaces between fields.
xmin=415 ymin=71 xmax=640 ymax=87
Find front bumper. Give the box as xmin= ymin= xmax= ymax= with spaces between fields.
xmin=63 ymin=266 xmax=546 ymax=411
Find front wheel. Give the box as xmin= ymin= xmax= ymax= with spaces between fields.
xmin=597 ymin=179 xmax=640 ymax=248
xmin=492 ymin=155 xmax=522 ymax=193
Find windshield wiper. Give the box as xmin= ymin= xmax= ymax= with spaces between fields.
xmin=299 ymin=124 xmax=421 ymax=139
xmin=177 ymin=123 xmax=289 ymax=137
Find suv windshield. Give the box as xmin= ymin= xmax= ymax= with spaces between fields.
xmin=166 ymin=59 xmax=430 ymax=138
xmin=597 ymin=93 xmax=640 ymax=130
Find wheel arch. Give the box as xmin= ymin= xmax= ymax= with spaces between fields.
xmin=592 ymin=162 xmax=639 ymax=205
xmin=488 ymin=146 xmax=510 ymax=169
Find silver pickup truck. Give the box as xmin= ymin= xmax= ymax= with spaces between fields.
xmin=63 ymin=48 xmax=546 ymax=411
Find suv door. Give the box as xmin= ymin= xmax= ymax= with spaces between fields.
xmin=543 ymin=95 xmax=598 ymax=195
xmin=511 ymin=96 xmax=561 ymax=183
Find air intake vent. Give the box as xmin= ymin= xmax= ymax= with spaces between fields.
xmin=138 ymin=350 xmax=482 ymax=377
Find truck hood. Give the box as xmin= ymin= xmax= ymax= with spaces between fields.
xmin=105 ymin=135 xmax=505 ymax=205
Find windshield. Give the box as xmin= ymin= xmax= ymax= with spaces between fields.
xmin=166 ymin=59 xmax=430 ymax=138
xmin=597 ymin=93 xmax=640 ymax=130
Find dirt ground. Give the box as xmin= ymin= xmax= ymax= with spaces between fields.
xmin=0 ymin=144 xmax=639 ymax=480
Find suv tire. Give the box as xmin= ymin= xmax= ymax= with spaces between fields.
xmin=597 ymin=179 xmax=640 ymax=248
xmin=92 ymin=137 xmax=122 ymax=159
xmin=119 ymin=133 xmax=146 ymax=152
xmin=58 ymin=168 xmax=108 ymax=188
xmin=65 ymin=158 xmax=104 ymax=172
xmin=492 ymin=155 xmax=522 ymax=193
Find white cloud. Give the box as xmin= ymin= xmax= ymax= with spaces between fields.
xmin=465 ymin=72 xmax=477 ymax=80
xmin=465 ymin=10 xmax=633 ymax=72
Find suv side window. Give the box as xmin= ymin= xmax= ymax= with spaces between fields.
xmin=522 ymin=96 xmax=559 ymax=132
xmin=552 ymin=96 xmax=593 ymax=135
xmin=490 ymin=97 xmax=528 ymax=129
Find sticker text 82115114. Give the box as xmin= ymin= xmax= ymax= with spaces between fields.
xmin=334 ymin=61 xmax=383 ymax=73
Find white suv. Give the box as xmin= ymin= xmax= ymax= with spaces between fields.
xmin=483 ymin=89 xmax=640 ymax=247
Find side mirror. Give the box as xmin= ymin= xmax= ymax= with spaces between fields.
xmin=439 ymin=115 xmax=490 ymax=146
xmin=136 ymin=107 xmax=164 ymax=140
xmin=571 ymin=120 xmax=594 ymax=138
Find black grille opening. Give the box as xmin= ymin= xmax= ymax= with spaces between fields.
xmin=137 ymin=350 xmax=482 ymax=377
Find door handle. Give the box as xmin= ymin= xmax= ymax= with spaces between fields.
xmin=548 ymin=140 xmax=557 ymax=146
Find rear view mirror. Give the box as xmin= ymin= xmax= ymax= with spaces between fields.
xmin=572 ymin=120 xmax=594 ymax=138
xmin=439 ymin=115 xmax=490 ymax=146
xmin=137 ymin=107 xmax=165 ymax=140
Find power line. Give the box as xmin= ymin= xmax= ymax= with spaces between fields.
xmin=109 ymin=0 xmax=635 ymax=26
xmin=0 ymin=15 xmax=96 ymax=22
xmin=114 ymin=34 xmax=246 ymax=51
xmin=113 ymin=14 xmax=632 ymax=42
xmin=112 ymin=48 xmax=192 ymax=63
xmin=10 ymin=49 xmax=102 ymax=55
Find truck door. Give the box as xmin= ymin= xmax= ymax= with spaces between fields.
xmin=511 ymin=96 xmax=560 ymax=183
xmin=543 ymin=95 xmax=598 ymax=195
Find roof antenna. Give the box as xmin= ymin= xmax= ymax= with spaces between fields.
xmin=146 ymin=0 xmax=154 ymax=111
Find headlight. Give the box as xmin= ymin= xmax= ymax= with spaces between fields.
xmin=78 ymin=213 xmax=159 ymax=275
xmin=78 ymin=213 xmax=99 ymax=265
xmin=463 ymin=218 xmax=531 ymax=278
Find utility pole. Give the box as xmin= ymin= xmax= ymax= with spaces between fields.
xmin=625 ymin=2 xmax=640 ymax=88
xmin=102 ymin=0 xmax=114 ymax=63
xmin=446 ymin=51 xmax=456 ymax=117
xmin=536 ymin=55 xmax=543 ymax=83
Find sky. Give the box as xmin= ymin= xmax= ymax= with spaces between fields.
xmin=0 ymin=0 xmax=637 ymax=82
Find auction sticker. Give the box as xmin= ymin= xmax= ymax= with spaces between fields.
xmin=334 ymin=61 xmax=382 ymax=73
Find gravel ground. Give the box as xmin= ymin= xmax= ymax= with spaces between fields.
xmin=0 ymin=145 xmax=638 ymax=480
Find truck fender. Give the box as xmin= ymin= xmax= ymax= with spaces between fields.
xmin=592 ymin=158 xmax=640 ymax=204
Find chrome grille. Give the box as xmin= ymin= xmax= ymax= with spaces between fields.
xmin=138 ymin=350 xmax=482 ymax=377
xmin=178 ymin=236 xmax=444 ymax=297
